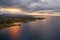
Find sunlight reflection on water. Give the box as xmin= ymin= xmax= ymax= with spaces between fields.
xmin=0 ymin=16 xmax=60 ymax=40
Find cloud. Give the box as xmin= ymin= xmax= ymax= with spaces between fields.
xmin=0 ymin=0 xmax=12 ymax=7
xmin=0 ymin=0 xmax=60 ymax=12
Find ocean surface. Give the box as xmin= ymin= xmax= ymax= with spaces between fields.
xmin=0 ymin=16 xmax=60 ymax=40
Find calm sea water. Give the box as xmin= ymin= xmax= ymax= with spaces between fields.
xmin=0 ymin=16 xmax=60 ymax=40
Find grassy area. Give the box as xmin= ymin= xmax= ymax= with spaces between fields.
xmin=0 ymin=17 xmax=36 ymax=29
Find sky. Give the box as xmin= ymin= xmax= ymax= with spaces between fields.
xmin=0 ymin=0 xmax=60 ymax=13
xmin=0 ymin=0 xmax=60 ymax=16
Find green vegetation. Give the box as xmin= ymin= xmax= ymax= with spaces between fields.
xmin=0 ymin=17 xmax=36 ymax=29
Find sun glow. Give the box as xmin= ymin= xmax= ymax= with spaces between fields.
xmin=0 ymin=7 xmax=22 ymax=13
xmin=28 ymin=12 xmax=40 ymax=15
xmin=26 ymin=12 xmax=60 ymax=16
